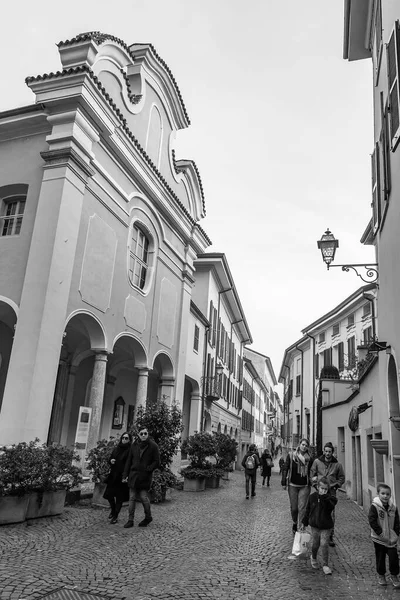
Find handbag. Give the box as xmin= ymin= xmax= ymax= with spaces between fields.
xmin=266 ymin=458 xmax=273 ymax=467
xmin=291 ymin=530 xmax=311 ymax=557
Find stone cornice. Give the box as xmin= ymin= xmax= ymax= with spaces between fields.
xmin=40 ymin=147 xmax=95 ymax=178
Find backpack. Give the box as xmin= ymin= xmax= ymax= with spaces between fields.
xmin=245 ymin=454 xmax=256 ymax=469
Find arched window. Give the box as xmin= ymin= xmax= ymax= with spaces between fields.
xmin=1 ymin=195 xmax=26 ymax=237
xmin=129 ymin=224 xmax=150 ymax=290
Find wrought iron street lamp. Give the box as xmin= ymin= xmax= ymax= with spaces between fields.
xmin=317 ymin=229 xmax=379 ymax=284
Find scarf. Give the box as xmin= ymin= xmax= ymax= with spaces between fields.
xmin=293 ymin=448 xmax=310 ymax=478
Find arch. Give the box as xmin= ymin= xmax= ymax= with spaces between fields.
xmin=145 ymin=104 xmax=163 ymax=169
xmin=112 ymin=332 xmax=148 ymax=368
xmin=152 ymin=351 xmax=175 ymax=378
xmin=224 ymin=424 xmax=228 ymax=435
xmin=184 ymin=375 xmax=200 ymax=396
xmin=0 ymin=295 xmax=19 ymax=318
xmin=217 ymin=423 xmax=221 ymax=434
xmin=388 ymin=355 xmax=400 ymax=416
xmin=127 ymin=206 xmax=161 ymax=297
xmin=65 ymin=310 xmax=107 ymax=350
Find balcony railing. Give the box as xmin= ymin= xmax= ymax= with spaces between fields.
xmin=203 ymin=376 xmax=221 ymax=401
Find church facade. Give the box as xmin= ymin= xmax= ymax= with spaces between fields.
xmin=0 ymin=32 xmax=211 ymax=450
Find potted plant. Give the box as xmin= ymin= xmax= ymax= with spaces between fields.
xmin=86 ymin=437 xmax=119 ymax=507
xmin=180 ymin=432 xmax=218 ymax=492
xmin=213 ymin=432 xmax=238 ymax=480
xmin=26 ymin=442 xmax=82 ymax=519
xmin=135 ymin=401 xmax=183 ymax=502
xmin=0 ymin=441 xmax=37 ymax=524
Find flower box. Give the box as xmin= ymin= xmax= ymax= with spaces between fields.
xmin=26 ymin=490 xmax=67 ymax=519
xmin=0 ymin=495 xmax=29 ymax=525
xmin=183 ymin=477 xmax=206 ymax=492
xmin=205 ymin=475 xmax=220 ymax=489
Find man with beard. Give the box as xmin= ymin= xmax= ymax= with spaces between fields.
xmin=122 ymin=427 xmax=160 ymax=528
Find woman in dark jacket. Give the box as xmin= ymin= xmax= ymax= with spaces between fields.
xmin=103 ymin=431 xmax=132 ymax=524
xmin=260 ymin=448 xmax=273 ymax=487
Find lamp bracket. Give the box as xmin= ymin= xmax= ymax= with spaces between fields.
xmin=327 ymin=263 xmax=378 ymax=284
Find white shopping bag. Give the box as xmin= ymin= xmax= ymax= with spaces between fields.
xmin=291 ymin=530 xmax=311 ymax=557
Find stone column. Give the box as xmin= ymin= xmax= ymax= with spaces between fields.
xmin=60 ymin=365 xmax=78 ymax=446
xmin=47 ymin=358 xmax=70 ymax=445
xmin=188 ymin=392 xmax=202 ymax=435
xmin=86 ymin=351 xmax=108 ymax=452
xmin=135 ymin=368 xmax=150 ymax=415
xmin=158 ymin=377 xmax=175 ymax=406
xmin=99 ymin=375 xmax=116 ymax=439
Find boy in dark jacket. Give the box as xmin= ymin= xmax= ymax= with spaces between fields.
xmin=368 ymin=483 xmax=400 ymax=587
xmin=302 ymin=476 xmax=337 ymax=575
xmin=241 ymin=444 xmax=260 ymax=499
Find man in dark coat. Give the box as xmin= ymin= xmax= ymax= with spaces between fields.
xmin=123 ymin=427 xmax=160 ymax=528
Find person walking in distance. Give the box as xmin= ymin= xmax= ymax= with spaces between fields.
xmin=368 ymin=483 xmax=400 ymax=588
xmin=301 ymin=477 xmax=337 ymax=575
xmin=260 ymin=448 xmax=273 ymax=487
xmin=281 ymin=438 xmax=313 ymax=535
xmin=103 ymin=431 xmax=131 ymax=524
xmin=123 ymin=427 xmax=160 ymax=528
xmin=310 ymin=441 xmax=345 ymax=547
xmin=241 ymin=444 xmax=260 ymax=499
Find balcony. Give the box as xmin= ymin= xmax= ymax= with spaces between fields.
xmin=203 ymin=376 xmax=221 ymax=401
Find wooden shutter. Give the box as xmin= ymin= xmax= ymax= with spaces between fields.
xmin=338 ymin=342 xmax=344 ymax=372
xmin=387 ymin=22 xmax=400 ymax=148
xmin=380 ymin=92 xmax=391 ymax=202
xmin=371 ymin=143 xmax=381 ymax=232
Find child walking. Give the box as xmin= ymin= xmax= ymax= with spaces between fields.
xmin=368 ymin=483 xmax=400 ymax=587
xmin=301 ymin=476 xmax=337 ymax=575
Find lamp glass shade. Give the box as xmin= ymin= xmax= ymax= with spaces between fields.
xmin=317 ymin=229 xmax=339 ymax=265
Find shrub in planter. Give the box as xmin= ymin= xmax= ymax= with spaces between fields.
xmin=213 ymin=432 xmax=238 ymax=471
xmin=27 ymin=442 xmax=83 ymax=519
xmin=134 ymin=401 xmax=184 ymax=502
xmin=86 ymin=438 xmax=119 ymax=484
xmin=181 ymin=432 xmax=218 ymax=471
xmin=0 ymin=441 xmax=38 ymax=524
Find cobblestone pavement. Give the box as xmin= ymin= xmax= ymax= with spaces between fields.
xmin=0 ymin=470 xmax=399 ymax=600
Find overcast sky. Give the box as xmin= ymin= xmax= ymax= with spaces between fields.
xmin=0 ymin=0 xmax=374 ymax=390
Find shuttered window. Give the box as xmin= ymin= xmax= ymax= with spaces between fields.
xmin=387 ymin=22 xmax=400 ymax=149
xmin=371 ymin=143 xmax=381 ymax=232
xmin=379 ymin=92 xmax=391 ymax=206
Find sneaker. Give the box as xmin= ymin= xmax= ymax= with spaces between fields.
xmin=310 ymin=557 xmax=318 ymax=569
xmin=110 ymin=517 xmax=118 ymax=524
xmin=329 ymin=539 xmax=336 ymax=547
xmin=108 ymin=511 xmax=113 ymax=519
xmin=251 ymin=493 xmax=256 ymax=497
xmin=246 ymin=495 xmax=249 ymax=499
xmin=322 ymin=566 xmax=332 ymax=575
xmin=138 ymin=517 xmax=153 ymax=527
xmin=123 ymin=520 xmax=134 ymax=528
xmin=391 ymin=575 xmax=400 ymax=588
xmin=378 ymin=575 xmax=387 ymax=586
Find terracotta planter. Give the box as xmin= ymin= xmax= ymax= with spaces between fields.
xmin=183 ymin=477 xmax=206 ymax=492
xmin=0 ymin=495 xmax=29 ymax=525
xmin=205 ymin=476 xmax=220 ymax=489
xmin=26 ymin=490 xmax=67 ymax=519
xmin=91 ymin=482 xmax=109 ymax=507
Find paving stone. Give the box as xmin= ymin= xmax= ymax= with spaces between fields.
xmin=0 ymin=472 xmax=398 ymax=598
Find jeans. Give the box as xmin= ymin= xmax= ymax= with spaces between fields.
xmin=288 ymin=485 xmax=310 ymax=528
xmin=374 ymin=542 xmax=400 ymax=576
xmin=245 ymin=472 xmax=257 ymax=496
xmin=128 ymin=487 xmax=152 ymax=521
xmin=311 ymin=527 xmax=332 ymax=566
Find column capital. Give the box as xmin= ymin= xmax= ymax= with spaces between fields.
xmin=137 ymin=366 xmax=151 ymax=374
xmin=93 ymin=350 xmax=109 ymax=362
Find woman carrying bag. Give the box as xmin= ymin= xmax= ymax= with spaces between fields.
xmin=281 ymin=438 xmax=313 ymax=535
xmin=103 ymin=431 xmax=132 ymax=524
xmin=260 ymin=448 xmax=274 ymax=487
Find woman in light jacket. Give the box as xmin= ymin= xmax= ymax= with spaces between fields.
xmin=281 ymin=438 xmax=313 ymax=534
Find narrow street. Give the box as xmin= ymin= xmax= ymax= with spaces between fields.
xmin=0 ymin=469 xmax=397 ymax=600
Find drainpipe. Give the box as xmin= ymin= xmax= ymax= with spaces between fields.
xmin=295 ymin=342 xmax=304 ymax=438
xmin=282 ymin=364 xmax=290 ymax=447
xmin=306 ymin=333 xmax=317 ymax=448
xmin=200 ymin=324 xmax=211 ymax=432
